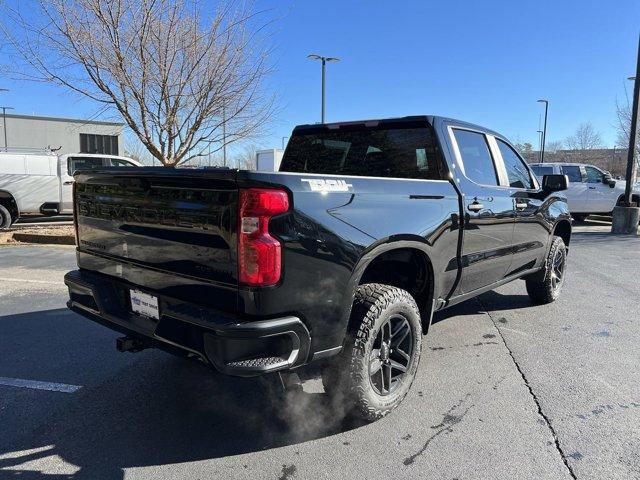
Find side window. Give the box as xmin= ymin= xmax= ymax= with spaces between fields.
xmin=67 ymin=157 xmax=105 ymax=175
xmin=452 ymin=129 xmax=498 ymax=186
xmin=497 ymin=139 xmax=534 ymax=189
xmin=109 ymin=159 xmax=136 ymax=167
xmin=585 ymin=166 xmax=604 ymax=184
xmin=561 ymin=165 xmax=582 ymax=183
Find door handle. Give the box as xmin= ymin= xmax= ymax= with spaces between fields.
xmin=467 ymin=202 xmax=484 ymax=212
xmin=515 ymin=202 xmax=528 ymax=210
xmin=63 ymin=181 xmax=74 ymax=185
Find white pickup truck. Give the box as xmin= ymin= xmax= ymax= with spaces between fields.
xmin=0 ymin=150 xmax=141 ymax=228
xmin=530 ymin=162 xmax=640 ymax=221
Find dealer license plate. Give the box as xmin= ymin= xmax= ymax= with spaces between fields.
xmin=129 ymin=289 xmax=159 ymax=320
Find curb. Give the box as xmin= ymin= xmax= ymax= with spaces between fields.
xmin=1 ymin=232 xmax=76 ymax=245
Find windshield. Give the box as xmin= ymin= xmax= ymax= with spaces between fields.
xmin=280 ymin=125 xmax=447 ymax=180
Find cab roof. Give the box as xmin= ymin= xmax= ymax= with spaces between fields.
xmin=292 ymin=115 xmax=503 ymax=138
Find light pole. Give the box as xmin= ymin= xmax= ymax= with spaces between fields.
xmin=612 ymin=35 xmax=640 ymax=234
xmin=222 ymin=104 xmax=227 ymax=167
xmin=537 ymin=130 xmax=544 ymax=162
xmin=0 ymin=88 xmax=8 ymax=152
xmin=307 ymin=54 xmax=340 ymax=123
xmin=1 ymin=106 xmax=14 ymax=151
xmin=537 ymin=99 xmax=549 ymax=163
xmin=281 ymin=136 xmax=288 ymax=150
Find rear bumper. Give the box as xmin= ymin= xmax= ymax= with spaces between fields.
xmin=64 ymin=269 xmax=311 ymax=376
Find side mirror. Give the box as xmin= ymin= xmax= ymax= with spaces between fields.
xmin=602 ymin=173 xmax=616 ymax=188
xmin=542 ymin=174 xmax=568 ymax=192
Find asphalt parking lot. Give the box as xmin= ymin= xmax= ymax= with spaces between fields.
xmin=1 ymin=220 xmax=639 ymax=480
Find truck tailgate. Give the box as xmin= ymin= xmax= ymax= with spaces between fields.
xmin=73 ymin=168 xmax=238 ymax=310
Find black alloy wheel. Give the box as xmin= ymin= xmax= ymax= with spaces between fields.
xmin=525 ymin=235 xmax=567 ymax=304
xmin=550 ymin=246 xmax=566 ymax=293
xmin=369 ymin=313 xmax=413 ymax=395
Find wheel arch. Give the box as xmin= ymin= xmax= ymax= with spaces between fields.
xmin=553 ymin=219 xmax=572 ymax=248
xmin=340 ymin=239 xmax=437 ymax=334
xmin=617 ymin=193 xmax=640 ymax=207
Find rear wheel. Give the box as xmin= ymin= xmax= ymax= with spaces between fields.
xmin=526 ymin=236 xmax=567 ymax=304
xmin=0 ymin=205 xmax=12 ymax=230
xmin=322 ymin=283 xmax=422 ymax=422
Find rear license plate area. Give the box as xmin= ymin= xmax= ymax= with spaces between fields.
xmin=129 ymin=289 xmax=160 ymax=320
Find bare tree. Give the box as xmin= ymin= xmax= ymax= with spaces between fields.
xmin=124 ymin=133 xmax=155 ymax=165
xmin=564 ymin=122 xmax=602 ymax=150
xmin=514 ymin=142 xmax=534 ymax=156
xmin=232 ymin=144 xmax=261 ymax=170
xmin=546 ymin=140 xmax=564 ymax=153
xmin=1 ymin=0 xmax=275 ymax=166
xmin=615 ymin=96 xmax=640 ymax=155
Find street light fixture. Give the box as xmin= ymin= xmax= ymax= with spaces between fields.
xmin=307 ymin=54 xmax=340 ymax=124
xmin=1 ymin=106 xmax=14 ymax=151
xmin=537 ymin=99 xmax=549 ymax=163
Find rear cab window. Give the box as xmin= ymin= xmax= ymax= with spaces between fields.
xmin=279 ymin=123 xmax=448 ymax=180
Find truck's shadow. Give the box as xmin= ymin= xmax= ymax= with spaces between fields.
xmin=0 ymin=309 xmax=361 ymax=479
xmin=432 ymin=290 xmax=535 ymax=324
xmin=1 ymin=291 xmax=535 ymax=479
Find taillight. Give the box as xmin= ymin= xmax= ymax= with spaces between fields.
xmin=238 ymin=188 xmax=289 ymax=286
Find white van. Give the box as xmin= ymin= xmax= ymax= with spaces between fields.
xmin=0 ymin=150 xmax=141 ymax=228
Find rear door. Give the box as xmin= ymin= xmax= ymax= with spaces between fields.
xmin=560 ymin=165 xmax=587 ymax=212
xmin=448 ymin=126 xmax=515 ymax=293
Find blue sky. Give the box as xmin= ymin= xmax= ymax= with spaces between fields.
xmin=1 ymin=0 xmax=639 ymax=151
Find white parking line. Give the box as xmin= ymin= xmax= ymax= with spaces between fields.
xmin=499 ymin=326 xmax=529 ymax=337
xmin=0 ymin=376 xmax=81 ymax=393
xmin=0 ymin=277 xmax=61 ymax=285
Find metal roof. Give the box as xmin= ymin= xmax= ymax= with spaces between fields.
xmin=3 ymin=113 xmax=123 ymax=127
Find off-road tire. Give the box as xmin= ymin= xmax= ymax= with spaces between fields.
xmin=322 ymin=283 xmax=422 ymax=422
xmin=525 ymin=236 xmax=567 ymax=304
xmin=0 ymin=205 xmax=12 ymax=230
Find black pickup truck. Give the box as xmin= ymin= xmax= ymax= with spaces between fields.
xmin=65 ymin=116 xmax=571 ymax=421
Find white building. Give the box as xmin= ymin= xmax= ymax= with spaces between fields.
xmin=256 ymin=148 xmax=284 ymax=171
xmin=0 ymin=113 xmax=123 ymax=155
